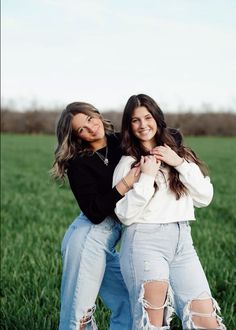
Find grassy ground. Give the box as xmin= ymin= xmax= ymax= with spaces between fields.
xmin=1 ymin=134 xmax=235 ymax=329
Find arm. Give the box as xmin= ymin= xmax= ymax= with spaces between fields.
xmin=68 ymin=156 xmax=140 ymax=224
xmin=113 ymin=156 xmax=159 ymax=225
xmin=151 ymin=144 xmax=213 ymax=207
xmin=174 ymin=160 xmax=213 ymax=207
xmin=68 ymin=161 xmax=122 ymax=224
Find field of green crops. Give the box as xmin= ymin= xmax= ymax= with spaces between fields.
xmin=1 ymin=134 xmax=236 ymax=329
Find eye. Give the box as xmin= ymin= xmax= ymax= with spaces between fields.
xmin=87 ymin=116 xmax=92 ymax=122
xmin=78 ymin=127 xmax=84 ymax=134
xmin=131 ymin=118 xmax=138 ymax=123
xmin=146 ymin=115 xmax=153 ymax=120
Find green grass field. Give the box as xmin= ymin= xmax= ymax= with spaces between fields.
xmin=1 ymin=134 xmax=236 ymax=329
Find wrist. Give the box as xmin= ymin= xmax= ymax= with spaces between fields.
xmin=121 ymin=177 xmax=131 ymax=190
xmin=142 ymin=170 xmax=158 ymax=177
xmin=116 ymin=177 xmax=131 ymax=196
xmin=174 ymin=157 xmax=184 ymax=167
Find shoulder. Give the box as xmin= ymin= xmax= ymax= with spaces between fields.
xmin=118 ymin=155 xmax=135 ymax=167
xmin=107 ymin=133 xmax=122 ymax=159
xmin=67 ymin=151 xmax=92 ymax=172
xmin=167 ymin=127 xmax=183 ymax=147
xmin=113 ymin=155 xmax=135 ymax=184
xmin=107 ymin=132 xmax=121 ymax=145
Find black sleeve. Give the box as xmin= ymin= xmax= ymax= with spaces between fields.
xmin=67 ymin=159 xmax=122 ymax=224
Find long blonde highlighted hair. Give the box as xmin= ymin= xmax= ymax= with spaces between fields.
xmin=51 ymin=102 xmax=114 ymax=180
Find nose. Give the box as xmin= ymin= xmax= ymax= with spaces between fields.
xmin=87 ymin=125 xmax=95 ymax=133
xmin=139 ymin=119 xmax=146 ymax=128
xmin=86 ymin=122 xmax=97 ymax=134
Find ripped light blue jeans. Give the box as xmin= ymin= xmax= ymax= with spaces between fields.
xmin=120 ymin=221 xmax=226 ymax=330
xmin=59 ymin=213 xmax=132 ymax=330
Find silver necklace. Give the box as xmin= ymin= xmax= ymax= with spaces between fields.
xmin=95 ymin=146 xmax=109 ymax=166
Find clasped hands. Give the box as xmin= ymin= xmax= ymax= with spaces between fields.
xmin=140 ymin=144 xmax=184 ymax=177
xmin=124 ymin=144 xmax=183 ymax=188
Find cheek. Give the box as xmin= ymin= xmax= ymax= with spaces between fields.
xmin=78 ymin=130 xmax=91 ymax=140
xmin=131 ymin=123 xmax=138 ymax=132
xmin=78 ymin=132 xmax=87 ymax=140
xmin=96 ymin=120 xmax=105 ymax=132
xmin=152 ymin=122 xmax=158 ymax=132
xmin=96 ymin=118 xmax=103 ymax=126
xmin=99 ymin=124 xmax=105 ymax=135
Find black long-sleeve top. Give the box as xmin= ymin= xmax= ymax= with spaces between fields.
xmin=67 ymin=133 xmax=123 ymax=224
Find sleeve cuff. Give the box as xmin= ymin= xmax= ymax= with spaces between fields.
xmin=112 ymin=186 xmax=123 ymax=201
xmin=138 ymin=172 xmax=156 ymax=185
xmin=174 ymin=159 xmax=190 ymax=174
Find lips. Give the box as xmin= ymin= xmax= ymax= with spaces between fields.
xmin=139 ymin=129 xmax=151 ymax=135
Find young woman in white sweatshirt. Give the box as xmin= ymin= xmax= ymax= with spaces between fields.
xmin=113 ymin=94 xmax=226 ymax=330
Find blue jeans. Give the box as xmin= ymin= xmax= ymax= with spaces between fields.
xmin=120 ymin=222 xmax=226 ymax=330
xmin=59 ymin=213 xmax=132 ymax=330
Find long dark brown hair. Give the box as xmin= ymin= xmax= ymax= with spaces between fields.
xmin=121 ymin=94 xmax=208 ymax=199
xmin=51 ymin=102 xmax=114 ymax=180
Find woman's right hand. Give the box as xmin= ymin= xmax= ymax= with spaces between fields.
xmin=140 ymin=155 xmax=161 ymax=177
xmin=124 ymin=165 xmax=141 ymax=188
xmin=116 ymin=165 xmax=141 ymax=196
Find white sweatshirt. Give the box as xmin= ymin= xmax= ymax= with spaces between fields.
xmin=112 ymin=156 xmax=213 ymax=226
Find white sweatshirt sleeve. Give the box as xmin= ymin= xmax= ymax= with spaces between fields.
xmin=112 ymin=156 xmax=155 ymax=225
xmin=174 ymin=160 xmax=214 ymax=207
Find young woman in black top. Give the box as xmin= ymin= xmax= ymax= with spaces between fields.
xmin=51 ymin=102 xmax=139 ymax=330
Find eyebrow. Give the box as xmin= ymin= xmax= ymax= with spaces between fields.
xmin=131 ymin=114 xmax=152 ymax=119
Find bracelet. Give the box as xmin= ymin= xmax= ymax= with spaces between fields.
xmin=121 ymin=178 xmax=130 ymax=190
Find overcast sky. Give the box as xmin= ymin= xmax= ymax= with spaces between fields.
xmin=2 ymin=0 xmax=236 ymax=112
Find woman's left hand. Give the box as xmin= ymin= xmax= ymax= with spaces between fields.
xmin=150 ymin=144 xmax=184 ymax=167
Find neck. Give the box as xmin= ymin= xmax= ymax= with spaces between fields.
xmin=89 ymin=137 xmax=107 ymax=151
xmin=141 ymin=140 xmax=156 ymax=151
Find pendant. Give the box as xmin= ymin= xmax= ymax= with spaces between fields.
xmin=104 ymin=158 xmax=109 ymax=166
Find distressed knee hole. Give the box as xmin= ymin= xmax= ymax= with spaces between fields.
xmin=78 ymin=305 xmax=97 ymax=330
xmin=138 ymin=280 xmax=174 ymax=329
xmin=183 ymin=292 xmax=226 ymax=329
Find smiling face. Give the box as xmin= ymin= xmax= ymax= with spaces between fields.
xmin=131 ymin=106 xmax=158 ymax=149
xmin=72 ymin=112 xmax=106 ymax=149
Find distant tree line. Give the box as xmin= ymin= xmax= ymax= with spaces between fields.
xmin=1 ymin=108 xmax=236 ymax=136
